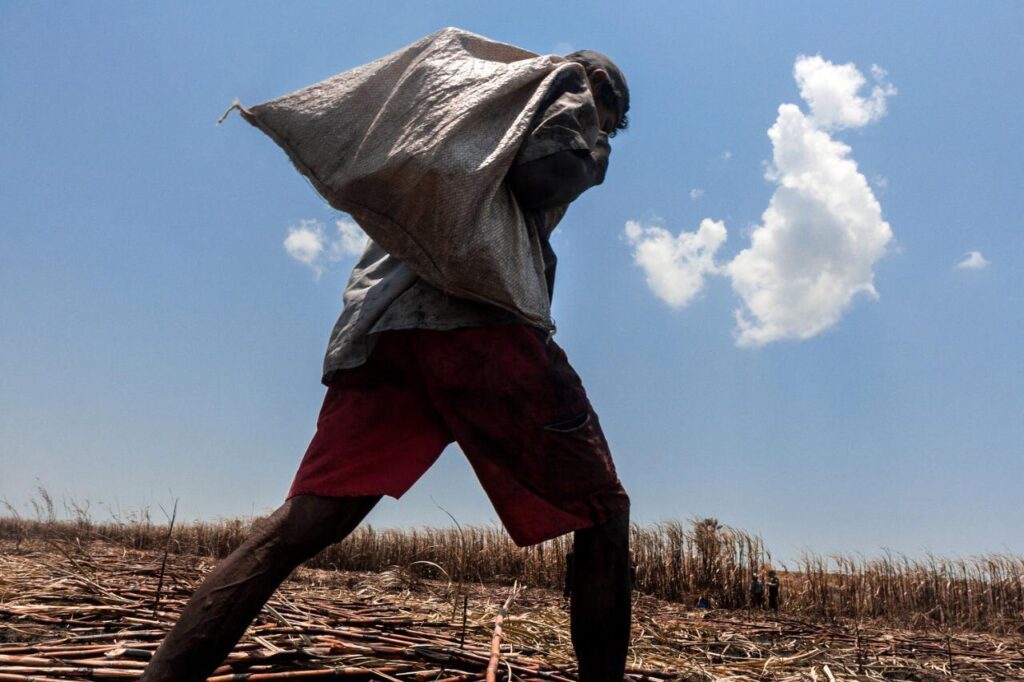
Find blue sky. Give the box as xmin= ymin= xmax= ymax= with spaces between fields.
xmin=2 ymin=2 xmax=1022 ymax=562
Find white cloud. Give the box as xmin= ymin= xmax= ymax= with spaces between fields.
xmin=689 ymin=188 xmax=704 ymax=201
xmin=721 ymin=150 xmax=733 ymax=161
xmin=624 ymin=219 xmax=727 ymax=308
xmin=726 ymin=58 xmax=894 ymax=346
xmin=283 ymin=220 xmax=325 ymax=272
xmin=284 ymin=216 xmax=367 ymax=275
xmin=955 ymin=251 xmax=989 ymax=270
xmin=872 ymin=174 xmax=889 ymax=190
xmin=623 ymin=55 xmax=895 ymax=347
xmin=332 ymin=217 xmax=369 ymax=258
xmin=793 ymin=54 xmax=896 ymax=131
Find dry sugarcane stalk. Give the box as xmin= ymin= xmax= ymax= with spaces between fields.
xmin=205 ymin=665 xmax=404 ymax=680
xmin=151 ymin=499 xmax=177 ymax=617
xmin=485 ymin=581 xmax=520 ymax=682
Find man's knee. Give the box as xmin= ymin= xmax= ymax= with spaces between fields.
xmin=573 ymin=507 xmax=630 ymax=564
xmin=259 ymin=495 xmax=378 ymax=557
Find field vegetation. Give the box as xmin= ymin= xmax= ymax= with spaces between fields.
xmin=2 ymin=491 xmax=1021 ymax=634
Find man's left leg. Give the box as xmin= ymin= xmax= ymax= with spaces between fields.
xmin=570 ymin=508 xmax=631 ymax=682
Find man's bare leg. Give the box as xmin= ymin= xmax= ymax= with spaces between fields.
xmin=141 ymin=494 xmax=379 ymax=682
xmin=570 ymin=509 xmax=631 ymax=682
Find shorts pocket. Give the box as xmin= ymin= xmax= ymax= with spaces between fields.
xmin=541 ymin=411 xmax=591 ymax=433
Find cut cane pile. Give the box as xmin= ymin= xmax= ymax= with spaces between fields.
xmin=2 ymin=540 xmax=1023 ymax=681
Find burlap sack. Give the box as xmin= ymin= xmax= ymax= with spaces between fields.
xmin=225 ymin=27 xmax=599 ymax=328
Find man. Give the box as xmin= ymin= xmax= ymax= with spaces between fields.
xmin=749 ymin=573 xmax=765 ymax=609
xmin=767 ymin=570 xmax=781 ymax=612
xmin=142 ymin=49 xmax=631 ymax=682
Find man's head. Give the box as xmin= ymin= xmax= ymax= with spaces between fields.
xmin=564 ymin=50 xmax=630 ymax=137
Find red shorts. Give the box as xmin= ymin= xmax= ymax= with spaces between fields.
xmin=288 ymin=325 xmax=629 ymax=546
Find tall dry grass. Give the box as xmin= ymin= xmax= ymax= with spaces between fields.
xmin=792 ymin=552 xmax=1024 ymax=632
xmin=1 ymin=499 xmax=1021 ymax=633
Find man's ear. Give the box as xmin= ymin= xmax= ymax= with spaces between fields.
xmin=589 ymin=68 xmax=610 ymax=89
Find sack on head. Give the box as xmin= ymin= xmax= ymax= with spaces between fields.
xmin=226 ymin=27 xmax=598 ymax=327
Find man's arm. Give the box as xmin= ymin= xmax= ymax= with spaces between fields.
xmin=508 ymin=133 xmax=610 ymax=211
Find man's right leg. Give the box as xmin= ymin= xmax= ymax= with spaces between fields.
xmin=141 ymin=494 xmax=379 ymax=682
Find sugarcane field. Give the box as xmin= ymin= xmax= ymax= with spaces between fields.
xmin=4 ymin=3 xmax=1024 ymax=681
xmin=2 ymin=508 xmax=1023 ymax=681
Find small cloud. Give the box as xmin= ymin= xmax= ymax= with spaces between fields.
xmin=552 ymin=41 xmax=574 ymax=55
xmin=624 ymin=218 xmax=727 ymax=308
xmin=284 ymin=216 xmax=367 ymax=276
xmin=721 ymin=150 xmax=733 ymax=161
xmin=689 ymin=188 xmax=704 ymax=201
xmin=284 ymin=220 xmax=326 ymax=274
xmin=955 ymin=251 xmax=990 ymax=270
xmin=331 ymin=217 xmax=369 ymax=259
xmin=872 ymin=175 xmax=888 ymax=190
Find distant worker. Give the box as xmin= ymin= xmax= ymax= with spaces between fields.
xmin=767 ymin=570 xmax=781 ymax=611
xmin=749 ymin=573 xmax=765 ymax=609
